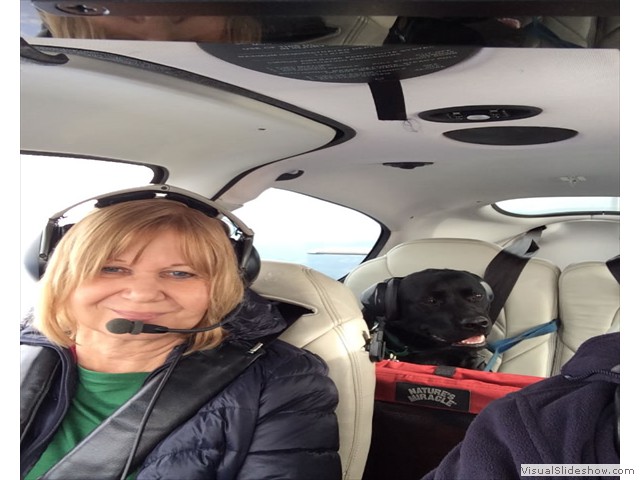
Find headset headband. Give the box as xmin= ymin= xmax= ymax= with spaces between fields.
xmin=36 ymin=184 xmax=256 ymax=279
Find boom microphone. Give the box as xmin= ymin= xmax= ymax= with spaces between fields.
xmin=106 ymin=318 xmax=225 ymax=335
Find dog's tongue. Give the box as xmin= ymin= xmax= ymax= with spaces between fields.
xmin=457 ymin=335 xmax=486 ymax=345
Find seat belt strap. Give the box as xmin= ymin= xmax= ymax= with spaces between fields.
xmin=483 ymin=249 xmax=531 ymax=322
xmin=502 ymin=226 xmax=546 ymax=257
xmin=40 ymin=342 xmax=265 ymax=480
xmin=606 ymin=255 xmax=620 ymax=284
xmin=483 ymin=318 xmax=559 ymax=372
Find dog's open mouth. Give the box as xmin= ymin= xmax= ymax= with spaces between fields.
xmin=453 ymin=335 xmax=486 ymax=347
xmin=430 ymin=333 xmax=487 ymax=348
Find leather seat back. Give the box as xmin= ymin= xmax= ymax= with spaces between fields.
xmin=554 ymin=257 xmax=620 ymax=374
xmin=252 ymin=260 xmax=375 ymax=480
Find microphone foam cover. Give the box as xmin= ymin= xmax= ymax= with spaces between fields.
xmin=106 ymin=318 xmax=134 ymax=334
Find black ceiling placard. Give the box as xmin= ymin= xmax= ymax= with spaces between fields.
xmin=443 ymin=126 xmax=578 ymax=145
xmin=201 ymin=44 xmax=479 ymax=83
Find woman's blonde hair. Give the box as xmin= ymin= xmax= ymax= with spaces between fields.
xmin=36 ymin=199 xmax=245 ymax=353
xmin=38 ymin=12 xmax=262 ymax=43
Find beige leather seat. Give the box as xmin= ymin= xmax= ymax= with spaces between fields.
xmin=524 ymin=16 xmax=619 ymax=48
xmin=343 ymin=238 xmax=561 ymax=377
xmin=305 ymin=16 xmax=396 ymax=45
xmin=554 ymin=258 xmax=620 ymax=374
xmin=251 ymin=260 xmax=375 ymax=480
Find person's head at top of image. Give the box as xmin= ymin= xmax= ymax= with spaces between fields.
xmin=37 ymin=12 xmax=262 ymax=42
xmin=35 ymin=198 xmax=245 ymax=356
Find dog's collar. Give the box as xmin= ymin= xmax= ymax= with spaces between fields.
xmin=381 ymin=329 xmax=414 ymax=358
xmin=379 ymin=329 xmax=489 ymax=367
xmin=379 ymin=327 xmax=457 ymax=359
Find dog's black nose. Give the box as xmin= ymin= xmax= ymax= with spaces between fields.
xmin=460 ymin=316 xmax=491 ymax=330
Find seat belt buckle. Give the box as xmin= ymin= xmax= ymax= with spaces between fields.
xmin=368 ymin=330 xmax=386 ymax=362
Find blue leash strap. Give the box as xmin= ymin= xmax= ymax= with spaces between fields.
xmin=484 ymin=318 xmax=559 ymax=372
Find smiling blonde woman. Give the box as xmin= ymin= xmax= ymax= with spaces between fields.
xmin=21 ymin=195 xmax=340 ymax=480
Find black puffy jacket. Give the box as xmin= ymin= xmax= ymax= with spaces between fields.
xmin=21 ymin=290 xmax=342 ymax=480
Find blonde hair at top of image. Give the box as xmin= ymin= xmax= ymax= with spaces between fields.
xmin=37 ymin=12 xmax=263 ymax=43
xmin=36 ymin=199 xmax=246 ymax=354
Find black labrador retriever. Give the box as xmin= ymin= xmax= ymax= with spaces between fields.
xmin=362 ymin=268 xmax=495 ymax=369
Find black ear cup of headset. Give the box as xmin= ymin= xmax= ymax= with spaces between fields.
xmin=479 ymin=280 xmax=495 ymax=303
xmin=24 ymin=184 xmax=261 ymax=285
xmin=360 ymin=277 xmax=402 ymax=324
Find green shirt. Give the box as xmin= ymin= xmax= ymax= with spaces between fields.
xmin=26 ymin=366 xmax=148 ymax=480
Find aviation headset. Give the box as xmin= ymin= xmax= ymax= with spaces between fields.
xmin=360 ymin=273 xmax=495 ymax=323
xmin=25 ymin=184 xmax=261 ymax=285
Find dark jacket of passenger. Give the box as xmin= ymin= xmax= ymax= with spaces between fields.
xmin=20 ymin=290 xmax=342 ymax=480
xmin=422 ymin=331 xmax=620 ymax=480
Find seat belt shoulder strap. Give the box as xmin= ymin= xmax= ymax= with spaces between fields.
xmin=41 ymin=342 xmax=265 ymax=480
xmin=483 ymin=249 xmax=531 ymax=322
xmin=606 ymin=255 xmax=620 ymax=284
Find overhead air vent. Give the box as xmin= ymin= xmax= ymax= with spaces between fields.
xmin=419 ymin=105 xmax=542 ymax=123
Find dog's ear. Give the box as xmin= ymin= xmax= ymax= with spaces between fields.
xmin=480 ymin=280 xmax=494 ymax=302
xmin=361 ymin=277 xmax=402 ymax=322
